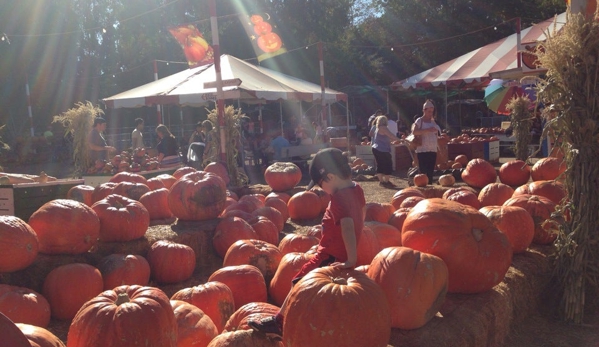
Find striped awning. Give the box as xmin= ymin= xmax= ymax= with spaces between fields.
xmin=392 ymin=12 xmax=567 ymax=90
xmin=103 ymin=54 xmax=347 ymax=108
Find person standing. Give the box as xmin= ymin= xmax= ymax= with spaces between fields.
xmin=367 ymin=109 xmax=383 ymax=141
xmin=189 ymin=121 xmax=206 ymax=145
xmin=269 ymin=129 xmax=290 ymax=162
xmin=88 ymin=117 xmax=116 ymax=166
xmin=387 ymin=116 xmax=398 ymax=138
xmin=313 ymin=121 xmax=323 ymax=144
xmin=369 ymin=115 xmax=403 ymax=188
xmin=248 ymin=148 xmax=366 ymax=339
xmin=131 ymin=118 xmax=145 ymax=149
xmin=412 ymin=100 xmax=442 ymax=184
xmin=155 ymin=124 xmax=181 ymax=167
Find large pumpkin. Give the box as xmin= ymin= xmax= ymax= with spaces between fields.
xmin=28 ymin=199 xmax=100 ymax=255
xmin=139 ymin=188 xmax=174 ymax=220
xmin=147 ymin=240 xmax=196 ymax=284
xmin=204 ymin=162 xmax=231 ymax=186
xmin=223 ymin=239 xmax=283 ymax=281
xmin=281 ymin=267 xmax=391 ymax=347
xmin=264 ymin=197 xmax=290 ymax=222
xmin=171 ymin=281 xmax=235 ymax=333
xmin=503 ymin=194 xmax=558 ymax=245
xmin=67 ymin=285 xmax=177 ymax=347
xmin=170 ymin=300 xmax=218 ymax=347
xmin=402 ymin=198 xmax=513 ymax=293
xmin=145 ymin=177 xmax=166 ymax=191
xmin=278 ymin=233 xmax=319 ymax=255
xmin=0 ymin=312 xmax=31 ymax=347
xmin=208 ymin=265 xmax=267 ymax=309
xmin=0 ymin=216 xmax=38 ymax=273
xmin=206 ymin=329 xmax=284 ymax=347
xmin=309 ymin=187 xmax=331 ymax=214
xmin=364 ymin=202 xmax=395 ymax=223
xmin=387 ymin=208 xmax=412 ymax=232
xmin=287 ymin=191 xmax=322 ymax=220
xmin=268 ymin=252 xmax=314 ymax=306
xmin=109 ymin=171 xmax=148 ymax=185
xmin=264 ymin=162 xmax=302 ymax=192
xmin=0 ymin=284 xmax=50 ymax=327
xmin=413 ymin=174 xmax=429 ymax=187
xmin=154 ymin=174 xmax=177 ymax=189
xmin=478 ymin=183 xmax=515 ymax=207
xmin=367 ymin=247 xmax=448 ymax=329
xmin=461 ymin=159 xmax=497 ymax=188
xmin=168 ymin=171 xmax=227 ymax=221
xmin=97 ymin=254 xmax=151 ymax=290
xmin=512 ymin=180 xmax=566 ymax=205
xmin=173 ymin=166 xmax=197 ymax=180
xmin=66 ymin=185 xmax=95 ymax=206
xmin=366 ymin=221 xmax=402 ymax=249
xmin=391 ymin=188 xmax=425 ymax=210
xmin=16 ymin=323 xmax=66 ymax=347
xmin=111 ymin=181 xmax=151 ymax=201
xmin=223 ymin=302 xmax=280 ymax=332
xmin=444 ymin=189 xmax=480 ymax=209
xmin=91 ymin=194 xmax=150 ymax=242
xmin=531 ymin=157 xmax=566 ymax=181
xmin=248 ymin=216 xmax=279 ymax=246
xmin=90 ymin=182 xmax=116 ymax=204
xmin=480 ymin=206 xmax=535 ymax=253
xmin=213 ymin=217 xmax=257 ymax=258
xmin=42 ymin=263 xmax=104 ymax=320
xmin=252 ymin=206 xmax=285 ymax=232
xmin=499 ymin=160 xmax=531 ymax=186
xmin=356 ymin=225 xmax=382 ymax=267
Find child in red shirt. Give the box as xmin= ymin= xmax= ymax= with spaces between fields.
xmin=248 ymin=148 xmax=366 ymax=339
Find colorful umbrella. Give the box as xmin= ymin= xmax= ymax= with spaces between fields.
xmin=484 ymin=79 xmax=535 ymax=115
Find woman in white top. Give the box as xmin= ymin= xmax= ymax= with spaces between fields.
xmin=412 ymin=99 xmax=442 ymax=184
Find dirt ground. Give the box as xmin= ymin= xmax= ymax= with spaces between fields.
xmin=3 ymin=158 xmax=599 ymax=347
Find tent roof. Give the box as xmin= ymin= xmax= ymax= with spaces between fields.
xmin=392 ymin=12 xmax=567 ymax=90
xmin=103 ymin=55 xmax=347 ymax=108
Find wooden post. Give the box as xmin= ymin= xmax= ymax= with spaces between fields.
xmin=209 ymin=0 xmax=227 ymax=163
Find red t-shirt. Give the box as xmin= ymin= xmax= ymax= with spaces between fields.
xmin=316 ymin=183 xmax=366 ymax=261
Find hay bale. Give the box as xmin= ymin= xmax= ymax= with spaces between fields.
xmin=388 ymin=246 xmax=552 ymax=347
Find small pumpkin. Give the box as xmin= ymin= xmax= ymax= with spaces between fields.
xmin=67 ymin=185 xmax=95 ymax=206
xmin=207 ymin=265 xmax=267 ymax=309
xmin=139 ymin=188 xmax=174 ymax=220
xmin=364 ymin=202 xmax=395 ymax=223
xmin=438 ymin=174 xmax=455 ymax=187
xmin=264 ymin=197 xmax=290 ymax=221
xmin=278 ymin=233 xmax=319 ymax=255
xmin=147 ymin=241 xmax=196 ymax=284
xmin=387 ymin=208 xmax=412 ymax=232
xmin=91 ymin=182 xmax=117 ymax=204
xmin=0 ymin=216 xmax=39 ymax=273
xmin=399 ymin=196 xmax=425 ymax=209
xmin=461 ymin=159 xmax=497 ymax=188
xmin=531 ymin=157 xmax=566 ymax=181
xmin=91 ymin=194 xmax=150 ymax=242
xmin=213 ymin=217 xmax=257 ymax=258
xmin=503 ymin=194 xmax=558 ymax=245
xmin=413 ymin=174 xmax=429 ymax=187
xmin=252 ymin=206 xmax=285 ymax=232
xmin=365 ymin=221 xmax=402 ymax=249
xmin=512 ymin=180 xmax=566 ymax=205
xmin=109 ymin=171 xmax=148 ymax=185
xmin=170 ymin=300 xmax=218 ymax=347
xmin=223 ymin=239 xmax=283 ymax=281
xmin=204 ymin=162 xmax=231 ymax=186
xmin=478 ymin=183 xmax=515 ymax=207
xmin=287 ymin=191 xmax=322 ymax=220
xmin=480 ymin=206 xmax=535 ymax=253
xmin=499 ymin=160 xmax=531 ymax=186
xmin=111 ymin=181 xmax=151 ymax=201
xmin=0 ymin=284 xmax=50 ymax=327
xmin=391 ymin=188 xmax=425 ymax=210
xmin=97 ymin=254 xmax=151 ymax=290
xmin=248 ymin=216 xmax=279 ymax=246
xmin=444 ymin=189 xmax=480 ymax=209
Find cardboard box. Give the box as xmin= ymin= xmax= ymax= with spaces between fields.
xmin=0 ymin=179 xmax=85 ymax=220
xmin=392 ymin=144 xmax=413 ymax=170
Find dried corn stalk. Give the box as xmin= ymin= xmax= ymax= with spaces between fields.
xmin=53 ymin=101 xmax=103 ymax=175
xmin=505 ymin=96 xmax=533 ymax=161
xmin=535 ymin=11 xmax=599 ymax=324
xmin=205 ymin=105 xmax=248 ymax=187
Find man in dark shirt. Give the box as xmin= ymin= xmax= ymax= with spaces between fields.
xmin=88 ymin=117 xmax=116 ymax=165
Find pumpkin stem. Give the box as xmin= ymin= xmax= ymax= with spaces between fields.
xmin=332 ymin=277 xmax=348 ymax=285
xmin=115 ymin=293 xmax=131 ymax=306
xmin=472 ymin=228 xmax=483 ymax=242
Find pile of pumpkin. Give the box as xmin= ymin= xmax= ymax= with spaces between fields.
xmin=86 ymin=147 xmax=161 ymax=175
xmin=447 ymin=133 xmax=500 ymax=145
xmin=462 ymin=127 xmax=507 ymax=135
xmin=349 ymin=157 xmax=375 ymax=175
xmin=0 ymin=158 xmax=566 ymax=346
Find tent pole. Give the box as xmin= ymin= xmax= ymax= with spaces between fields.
xmin=318 ymin=42 xmax=327 ymax=140
xmin=180 ymin=108 xmax=184 ymax=140
xmin=259 ymin=103 xmax=263 ymax=134
xmin=25 ymin=74 xmax=34 ymax=137
xmin=209 ymin=0 xmax=227 ymax=163
xmin=154 ymin=60 xmax=162 ymax=124
xmin=444 ymin=83 xmax=448 ymax=130
xmin=280 ymin=101 xmax=283 ymax=138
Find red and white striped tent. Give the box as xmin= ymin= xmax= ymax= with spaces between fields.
xmin=103 ymin=54 xmax=347 ymax=108
xmin=391 ymin=12 xmax=567 ymax=90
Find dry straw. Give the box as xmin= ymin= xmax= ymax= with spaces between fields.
xmin=505 ymin=96 xmax=533 ymax=161
xmin=205 ymin=105 xmax=248 ymax=187
xmin=535 ymin=10 xmax=599 ymax=323
xmin=53 ymin=101 xmax=104 ymax=175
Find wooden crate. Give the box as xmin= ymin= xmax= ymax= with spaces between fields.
xmin=392 ymin=144 xmax=413 ymax=170
xmin=0 ymin=179 xmax=85 ymax=220
xmin=448 ymin=142 xmax=485 ymax=161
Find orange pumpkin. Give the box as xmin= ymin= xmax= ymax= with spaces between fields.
xmin=441 ymin=187 xmax=472 ymax=200
xmin=356 ymin=225 xmax=382 ymax=266
xmin=97 ymin=254 xmax=151 ymax=291
xmin=391 ymin=188 xmax=425 ymax=210
xmin=139 ymin=188 xmax=174 ymax=220
xmin=480 ymin=206 xmax=535 ymax=253
xmin=364 ymin=202 xmax=395 ymax=223
xmin=387 ymin=208 xmax=412 ymax=232
xmin=223 ymin=239 xmax=283 ymax=281
xmin=109 ymin=171 xmax=148 ymax=185
xmin=531 ymin=157 xmax=566 ymax=181
xmin=444 ymin=189 xmax=480 ymax=209
xmin=278 ymin=233 xmax=319 ymax=255
xmin=171 ymin=281 xmax=235 ymax=333
xmin=287 ymin=191 xmax=322 ymax=220
xmin=168 ymin=171 xmax=227 ymax=221
xmin=451 ymin=162 xmax=463 ymax=169
xmin=253 ymin=206 xmax=285 ymax=232
xmin=147 ymin=241 xmax=196 ymax=284
xmin=367 ymin=247 xmax=448 ymax=329
xmin=454 ymin=154 xmax=468 ymax=166
xmin=413 ymin=174 xmax=429 ymax=187
xmin=264 ymin=162 xmax=302 ymax=192
xmin=223 ymin=302 xmax=280 ymax=332
xmin=402 ymin=199 xmax=512 ymax=293
xmin=204 ymin=162 xmax=231 ymax=186
xmin=248 ymin=216 xmax=279 ymax=246
xmin=0 ymin=284 xmax=50 ymax=327
xmin=512 ymin=180 xmax=566 ymax=205
xmin=266 ymin=192 xmax=291 ymax=203
xmin=153 ymin=174 xmax=177 ymax=189
xmin=438 ymin=174 xmax=455 ymax=187
xmin=220 ymin=208 xmax=253 ymax=221
xmin=499 ymin=160 xmax=531 ymax=186
xmin=67 ymin=285 xmax=177 ymax=347
xmin=67 ymin=185 xmax=95 ymax=206
xmin=503 ymin=194 xmax=558 ymax=245
xmin=0 ymin=216 xmax=38 ymax=273
xmin=257 ymin=32 xmax=283 ymax=53
xmin=111 ymin=181 xmax=151 ymax=201
xmin=16 ymin=323 xmax=66 ymax=347
xmin=309 ymin=187 xmax=331 ymax=214
xmin=170 ymin=300 xmax=218 ymax=347
xmin=43 ymin=263 xmax=104 ymax=320
xmin=399 ymin=196 xmax=425 ymax=209
xmin=238 ymin=194 xmax=265 ymax=210
xmin=172 ymin=166 xmax=197 ymax=180
xmin=207 ymin=329 xmax=284 ymax=346
xmin=91 ymin=182 xmax=117 ymax=204
xmin=365 ymin=221 xmax=402 ymax=249
xmin=213 ymin=217 xmax=257 ymax=258
xmin=268 ymin=252 xmax=314 ymax=306
xmin=281 ymin=267 xmax=391 ymax=347
xmin=264 ymin=197 xmax=290 ymax=222
xmin=208 ymin=265 xmax=267 ymax=309
xmin=91 ymin=194 xmax=150 ymax=242
xmin=461 ymin=159 xmax=497 ymax=188
xmin=28 ymin=199 xmax=100 ymax=255
xmin=145 ymin=177 xmax=166 ymax=191
xmin=478 ymin=183 xmax=515 ymax=207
